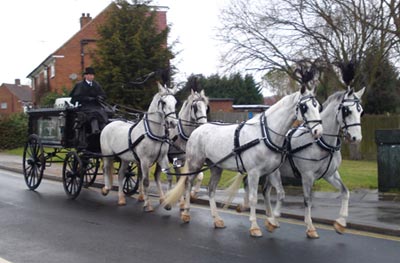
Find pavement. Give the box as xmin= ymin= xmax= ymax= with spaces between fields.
xmin=1 ymin=152 xmax=400 ymax=237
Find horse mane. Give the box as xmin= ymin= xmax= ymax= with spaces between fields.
xmin=322 ymin=90 xmax=346 ymax=109
xmin=247 ymin=91 xmax=300 ymax=124
xmin=268 ymin=91 xmax=300 ymax=114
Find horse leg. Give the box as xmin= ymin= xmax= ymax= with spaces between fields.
xmin=117 ymin=161 xmax=128 ymax=206
xmin=302 ymin=175 xmax=318 ymax=239
xmin=324 ymin=171 xmax=350 ymax=234
xmin=264 ymin=171 xmax=283 ymax=232
xmin=136 ymin=165 xmax=145 ymax=202
xmin=208 ymin=166 xmax=225 ymax=229
xmin=190 ymin=172 xmax=204 ymax=200
xmin=181 ymin=176 xmax=192 ymax=223
xmin=101 ymin=157 xmax=114 ymax=196
xmin=140 ymin=164 xmax=154 ymax=212
xmin=248 ymin=174 xmax=262 ymax=237
xmin=236 ymin=175 xmax=250 ymax=213
xmin=153 ymin=163 xmax=169 ymax=210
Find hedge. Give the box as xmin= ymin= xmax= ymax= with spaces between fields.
xmin=0 ymin=113 xmax=28 ymax=150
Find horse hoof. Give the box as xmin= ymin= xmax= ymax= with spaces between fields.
xmin=265 ymin=220 xmax=278 ymax=233
xmin=101 ymin=187 xmax=109 ymax=196
xmin=143 ymin=206 xmax=154 ymax=213
xmin=190 ymin=194 xmax=198 ymax=202
xmin=118 ymin=199 xmax=127 ymax=206
xmin=214 ymin=219 xmax=225 ymax=229
xmin=306 ymin=229 xmax=319 ymax=239
xmin=333 ymin=221 xmax=346 ymax=235
xmin=137 ymin=194 xmax=145 ymax=202
xmin=181 ymin=213 xmax=191 ymax=223
xmin=250 ymin=228 xmax=263 ymax=237
xmin=236 ymin=205 xmax=242 ymax=213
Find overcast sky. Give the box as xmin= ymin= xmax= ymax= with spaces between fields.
xmin=0 ymin=0 xmax=228 ymax=87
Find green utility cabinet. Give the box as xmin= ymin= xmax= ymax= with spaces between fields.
xmin=375 ymin=129 xmax=400 ymax=192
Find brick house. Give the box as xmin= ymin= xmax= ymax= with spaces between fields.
xmin=0 ymin=79 xmax=32 ymax=116
xmin=27 ymin=2 xmax=167 ymax=105
xmin=209 ymin=98 xmax=235 ymax=113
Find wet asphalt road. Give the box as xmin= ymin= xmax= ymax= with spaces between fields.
xmin=0 ymin=169 xmax=399 ymax=263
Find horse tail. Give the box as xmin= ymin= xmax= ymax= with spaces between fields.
xmin=162 ymin=164 xmax=188 ymax=208
xmin=222 ymin=172 xmax=246 ymax=209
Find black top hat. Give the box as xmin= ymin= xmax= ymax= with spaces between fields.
xmin=84 ymin=67 xmax=95 ymax=75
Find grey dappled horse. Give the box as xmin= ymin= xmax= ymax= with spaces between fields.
xmin=163 ymin=78 xmax=324 ymax=237
xmin=236 ymin=62 xmax=366 ymax=238
xmin=145 ymin=88 xmax=209 ymax=207
xmin=260 ymin=87 xmax=365 ymax=238
xmin=100 ymin=82 xmax=177 ymax=212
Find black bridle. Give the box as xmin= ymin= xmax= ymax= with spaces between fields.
xmin=296 ymin=94 xmax=323 ymax=130
xmin=157 ymin=94 xmax=177 ymax=120
xmin=177 ymin=99 xmax=208 ymax=141
xmin=338 ymin=97 xmax=363 ymax=132
xmin=191 ymin=99 xmax=209 ymax=122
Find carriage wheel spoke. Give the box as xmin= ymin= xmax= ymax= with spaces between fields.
xmin=62 ymin=152 xmax=83 ymax=199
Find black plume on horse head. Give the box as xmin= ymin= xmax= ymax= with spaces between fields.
xmin=187 ymin=75 xmax=201 ymax=92
xmin=295 ymin=60 xmax=317 ymax=85
xmin=339 ymin=61 xmax=355 ymax=86
xmin=154 ymin=66 xmax=172 ymax=87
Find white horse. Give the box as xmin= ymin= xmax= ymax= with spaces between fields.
xmin=259 ymin=86 xmax=366 ymax=238
xmin=100 ymin=82 xmax=177 ymax=212
xmin=148 ymin=88 xmax=209 ymax=207
xmin=163 ymin=79 xmax=324 ymax=237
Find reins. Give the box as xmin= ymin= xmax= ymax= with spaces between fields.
xmin=165 ymin=112 xmax=290 ymax=177
xmin=166 ymin=93 xmax=322 ymax=177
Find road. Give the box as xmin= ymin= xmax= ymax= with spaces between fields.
xmin=0 ymin=169 xmax=399 ymax=263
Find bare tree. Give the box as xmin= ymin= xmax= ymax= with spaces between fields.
xmin=217 ymin=0 xmax=398 ymax=90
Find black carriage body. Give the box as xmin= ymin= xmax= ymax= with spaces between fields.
xmin=28 ymin=108 xmax=70 ymax=147
xmin=24 ymin=106 xmax=139 ymax=198
xmin=27 ymin=107 xmax=101 ymax=151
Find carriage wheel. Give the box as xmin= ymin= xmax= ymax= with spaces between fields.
xmin=23 ymin=134 xmax=45 ymax=190
xmin=62 ymin=151 xmax=83 ymax=199
xmin=122 ymin=164 xmax=140 ymax=195
xmin=83 ymin=157 xmax=100 ymax=188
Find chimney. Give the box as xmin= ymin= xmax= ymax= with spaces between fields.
xmin=15 ymin=79 xmax=21 ymax=85
xmin=80 ymin=13 xmax=92 ymax=29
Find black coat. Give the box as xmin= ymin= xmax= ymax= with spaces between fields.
xmin=69 ymin=80 xmax=106 ymax=107
xmin=69 ymin=80 xmax=108 ymax=127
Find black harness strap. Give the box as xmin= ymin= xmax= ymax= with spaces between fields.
xmin=177 ymin=119 xmax=191 ymax=141
xmin=128 ymin=121 xmax=145 ymax=162
xmin=260 ymin=112 xmax=287 ymax=153
xmin=315 ymin=136 xmax=342 ymax=180
xmin=233 ymin=121 xmax=261 ymax=173
xmin=143 ymin=114 xmax=169 ymax=142
xmin=286 ymin=128 xmax=303 ymax=179
xmin=286 ymin=128 xmax=342 ymax=180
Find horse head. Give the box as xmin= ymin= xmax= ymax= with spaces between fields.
xmin=295 ymin=86 xmax=323 ymax=139
xmin=157 ymin=82 xmax=178 ymax=129
xmin=338 ymin=87 xmax=365 ymax=143
xmin=188 ymin=89 xmax=209 ymax=125
xmin=293 ymin=60 xmax=323 ymax=139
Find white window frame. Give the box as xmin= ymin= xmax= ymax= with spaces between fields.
xmin=50 ymin=64 xmax=55 ymax=78
xmin=1 ymin=102 xmax=7 ymax=109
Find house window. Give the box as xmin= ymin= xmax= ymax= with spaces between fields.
xmin=1 ymin=102 xmax=7 ymax=109
xmin=43 ymin=69 xmax=48 ymax=84
xmin=50 ymin=64 xmax=55 ymax=78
